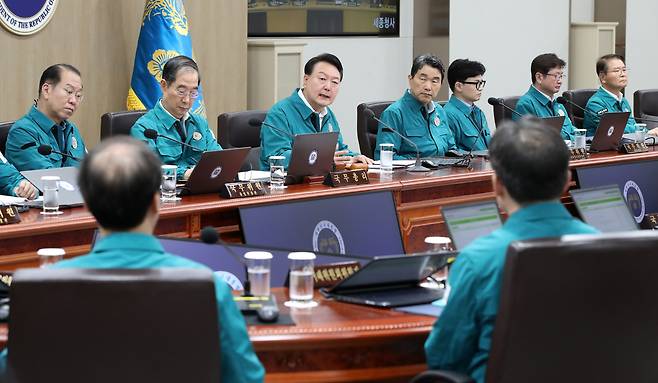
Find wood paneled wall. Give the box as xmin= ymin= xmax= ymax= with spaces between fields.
xmin=0 ymin=1 xmax=247 ymax=147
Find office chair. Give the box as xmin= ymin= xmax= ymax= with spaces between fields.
xmin=100 ymin=110 xmax=147 ymax=139
xmin=562 ymin=89 xmax=596 ymax=129
xmin=491 ymin=96 xmax=520 ymax=127
xmin=217 ymin=110 xmax=267 ymax=171
xmin=0 ymin=121 xmax=15 ymax=155
xmin=412 ymin=231 xmax=658 ymax=383
xmin=356 ymin=101 xmax=393 ymax=159
xmin=633 ymin=89 xmax=658 ymax=130
xmin=7 ymin=268 xmax=221 ymax=383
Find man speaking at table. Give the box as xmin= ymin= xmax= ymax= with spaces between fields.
xmin=424 ymin=118 xmax=597 ymax=382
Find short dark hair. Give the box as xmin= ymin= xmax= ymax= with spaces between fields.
xmin=78 ymin=136 xmax=162 ymax=231
xmin=162 ymin=55 xmax=201 ymax=85
xmin=489 ymin=118 xmax=569 ymax=204
xmin=530 ymin=53 xmax=566 ymax=83
xmin=596 ymin=54 xmax=625 ymax=76
xmin=447 ymin=59 xmax=486 ymax=92
xmin=304 ymin=53 xmax=343 ymax=81
xmin=410 ymin=54 xmax=445 ymax=82
xmin=38 ymin=64 xmax=81 ymax=97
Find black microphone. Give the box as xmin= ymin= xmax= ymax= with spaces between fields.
xmin=200 ymin=226 xmax=253 ymax=294
xmin=363 ymin=108 xmax=430 ymax=172
xmin=488 ymin=97 xmax=524 ymax=119
xmin=37 ymin=144 xmax=81 ymax=161
xmin=555 ymin=96 xmax=600 ymax=119
xmin=143 ymin=128 xmax=203 ymax=152
xmin=248 ymin=118 xmax=296 ymax=139
xmin=463 ymin=108 xmax=489 ymax=156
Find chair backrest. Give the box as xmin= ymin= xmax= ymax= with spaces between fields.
xmin=491 ymin=96 xmax=520 ymax=127
xmin=0 ymin=120 xmax=14 ymax=155
xmin=7 ymin=268 xmax=220 ymax=383
xmin=562 ymin=89 xmax=596 ymax=129
xmin=486 ymin=232 xmax=658 ymax=383
xmin=356 ymin=101 xmax=393 ymax=158
xmin=100 ymin=110 xmax=147 ymax=139
xmin=217 ymin=110 xmax=267 ymax=171
xmin=634 ymin=89 xmax=658 ymax=129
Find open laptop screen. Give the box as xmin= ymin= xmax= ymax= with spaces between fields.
xmin=576 ymin=159 xmax=658 ymax=223
xmin=239 ymin=191 xmax=404 ymax=257
xmin=570 ymin=185 xmax=638 ymax=233
xmin=442 ymin=200 xmax=502 ymax=250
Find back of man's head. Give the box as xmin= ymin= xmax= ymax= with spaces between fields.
xmin=489 ymin=118 xmax=569 ymax=204
xmin=78 ymin=136 xmax=162 ymax=231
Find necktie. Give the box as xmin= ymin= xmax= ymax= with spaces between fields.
xmin=547 ymin=101 xmax=556 ymax=116
xmin=56 ymin=125 xmax=66 ymax=151
xmin=421 ymin=106 xmax=428 ymax=121
xmin=310 ymin=113 xmax=320 ymax=132
xmin=174 ymin=120 xmax=187 ymax=142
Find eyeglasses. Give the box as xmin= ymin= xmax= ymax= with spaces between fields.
xmin=461 ymin=80 xmax=486 ymax=90
xmin=49 ymin=83 xmax=84 ymax=102
xmin=544 ymin=72 xmax=567 ymax=80
xmin=174 ymin=87 xmax=200 ymax=99
xmin=607 ymin=67 xmax=628 ymax=75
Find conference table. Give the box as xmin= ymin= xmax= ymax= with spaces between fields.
xmin=1 ymin=148 xmax=657 ymax=382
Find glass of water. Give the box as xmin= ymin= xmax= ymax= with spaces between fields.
xmin=425 ymin=237 xmax=454 ymax=306
xmin=573 ymin=129 xmax=587 ymax=149
xmin=160 ymin=165 xmax=179 ymax=202
xmin=38 ymin=248 xmax=65 ymax=267
xmin=635 ymin=123 xmax=648 ymax=143
xmin=379 ymin=143 xmax=394 ymax=172
xmin=285 ymin=252 xmax=318 ymax=308
xmin=41 ymin=176 xmax=62 ymax=215
xmin=244 ymin=251 xmax=272 ymax=297
xmin=269 ymin=155 xmax=286 ymax=190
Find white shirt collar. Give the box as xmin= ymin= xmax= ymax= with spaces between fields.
xmin=532 ymin=85 xmax=555 ymax=102
xmin=159 ymin=99 xmax=190 ymax=122
xmin=407 ymin=89 xmax=436 ymax=113
xmin=601 ymin=86 xmax=623 ymax=102
xmin=0 ymin=151 xmax=7 ymax=164
xmin=298 ymin=89 xmax=328 ymax=118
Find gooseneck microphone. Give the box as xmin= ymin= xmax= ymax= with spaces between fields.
xmin=554 ymin=96 xmax=600 ymax=119
xmin=363 ymin=108 xmax=430 ymax=172
xmin=487 ymin=97 xmax=524 ymax=119
xmin=143 ymin=128 xmax=203 ymax=152
xmin=248 ymin=118 xmax=296 ymax=139
xmin=37 ymin=144 xmax=81 ymax=161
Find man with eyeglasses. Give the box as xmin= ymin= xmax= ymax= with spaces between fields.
xmin=259 ymin=53 xmax=372 ymax=170
xmin=513 ymin=53 xmax=576 ymax=140
xmin=444 ymin=59 xmax=491 ymax=151
xmin=583 ymin=54 xmax=636 ymax=137
xmin=6 ymin=64 xmax=87 ymax=171
xmin=374 ymin=54 xmax=456 ymax=160
xmin=131 ymin=55 xmax=221 ymax=180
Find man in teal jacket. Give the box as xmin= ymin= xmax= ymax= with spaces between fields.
xmin=583 ymin=54 xmax=636 ymax=136
xmin=1 ymin=136 xmax=264 ymax=382
xmin=444 ymin=59 xmax=490 ymax=152
xmin=424 ymin=118 xmax=598 ymax=382
xmin=6 ymin=64 xmax=87 ymax=171
xmin=0 ymin=153 xmax=37 ymax=198
xmin=374 ymin=54 xmax=456 ymax=160
xmin=259 ymin=53 xmax=371 ymax=170
xmin=131 ymin=55 xmax=221 ymax=180
xmin=513 ymin=53 xmax=575 ymax=140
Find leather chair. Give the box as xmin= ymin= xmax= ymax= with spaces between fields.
xmin=491 ymin=96 xmax=520 ymax=127
xmin=412 ymin=231 xmax=658 ymax=383
xmin=217 ymin=110 xmax=267 ymax=171
xmin=0 ymin=120 xmax=14 ymax=155
xmin=100 ymin=110 xmax=147 ymax=139
xmin=356 ymin=101 xmax=393 ymax=159
xmin=7 ymin=268 xmax=220 ymax=383
xmin=562 ymin=89 xmax=596 ymax=129
xmin=634 ymin=89 xmax=658 ymax=130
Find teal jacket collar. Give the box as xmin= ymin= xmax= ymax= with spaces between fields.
xmin=27 ymin=105 xmax=72 ymax=135
xmin=448 ymin=95 xmax=474 ymax=115
xmin=289 ymin=88 xmax=328 ymax=126
xmin=528 ymin=85 xmax=553 ymax=107
xmin=401 ymin=90 xmax=435 ymax=114
xmin=597 ymin=86 xmax=623 ymax=104
xmin=92 ymin=232 xmax=165 ymax=255
xmin=152 ymin=101 xmax=179 ymax=129
xmin=505 ymin=201 xmax=572 ymax=230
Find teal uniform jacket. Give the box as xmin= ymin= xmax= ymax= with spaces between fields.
xmin=444 ymin=95 xmax=491 ymax=151
xmin=424 ymin=202 xmax=598 ymax=382
xmin=583 ymin=86 xmax=636 ymax=136
xmin=0 ymin=154 xmax=24 ymax=196
xmin=53 ymin=232 xmax=264 ymax=383
xmin=374 ymin=90 xmax=456 ymax=160
xmin=6 ymin=106 xmax=86 ymax=171
xmin=259 ymin=89 xmax=354 ymax=170
xmin=131 ymin=102 xmax=222 ymax=179
xmin=513 ymin=86 xmax=576 ymax=140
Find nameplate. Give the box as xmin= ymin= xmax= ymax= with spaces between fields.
xmin=0 ymin=206 xmax=21 ymax=225
xmin=323 ymin=169 xmax=369 ymax=187
xmin=569 ymin=148 xmax=589 ymax=161
xmin=221 ymin=181 xmax=268 ymax=199
xmin=313 ymin=261 xmax=361 ymax=288
xmin=619 ymin=142 xmax=649 ymax=154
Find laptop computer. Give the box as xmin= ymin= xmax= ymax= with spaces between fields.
xmin=178 ymin=147 xmax=250 ymax=195
xmin=541 ymin=115 xmax=565 ymax=134
xmin=286 ymin=132 xmax=339 ymax=184
xmin=21 ymin=167 xmax=84 ymax=207
xmin=321 ymin=252 xmax=454 ymax=307
xmin=570 ymin=185 xmax=638 ymax=233
xmin=588 ymin=112 xmax=630 ymax=152
xmin=441 ymin=200 xmax=503 ymax=250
